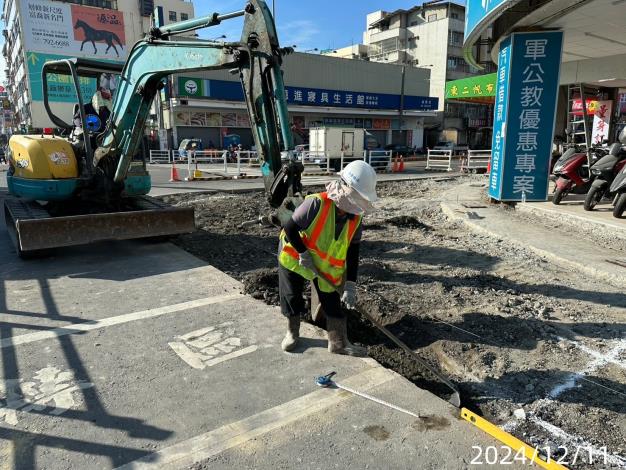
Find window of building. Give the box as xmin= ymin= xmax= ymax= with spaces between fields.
xmin=448 ymin=31 xmax=464 ymax=46
xmin=451 ymin=12 xmax=459 ymax=19
xmin=370 ymin=37 xmax=399 ymax=57
xmin=71 ymin=0 xmax=118 ymax=8
xmin=410 ymin=20 xmax=418 ymax=26
xmin=447 ymin=56 xmax=469 ymax=72
xmin=428 ymin=14 xmax=437 ymax=22
xmin=181 ymin=13 xmax=189 ymax=21
xmin=169 ymin=11 xmax=177 ymax=22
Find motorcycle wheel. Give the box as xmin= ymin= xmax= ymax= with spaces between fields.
xmin=583 ymin=186 xmax=604 ymax=211
xmin=552 ymin=186 xmax=568 ymax=205
xmin=613 ymin=193 xmax=626 ymax=218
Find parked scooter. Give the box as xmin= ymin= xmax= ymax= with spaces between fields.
xmin=551 ymin=145 xmax=603 ymax=205
xmin=607 ymin=128 xmax=626 ymax=218
xmin=584 ymin=138 xmax=626 ymax=211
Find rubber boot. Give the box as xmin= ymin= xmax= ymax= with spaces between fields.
xmin=326 ymin=316 xmax=367 ymax=357
xmin=281 ymin=315 xmax=301 ymax=352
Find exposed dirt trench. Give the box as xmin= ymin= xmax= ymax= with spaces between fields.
xmin=161 ymin=177 xmax=626 ymax=469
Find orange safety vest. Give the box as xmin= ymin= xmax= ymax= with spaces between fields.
xmin=279 ymin=192 xmax=362 ymax=292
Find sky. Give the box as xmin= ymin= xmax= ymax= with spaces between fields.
xmin=0 ymin=1 xmax=447 ymax=88
xmin=193 ymin=0 xmax=424 ymax=51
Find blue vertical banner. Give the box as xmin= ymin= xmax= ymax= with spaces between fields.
xmin=489 ymin=31 xmax=564 ymax=201
xmin=488 ymin=35 xmax=511 ymax=200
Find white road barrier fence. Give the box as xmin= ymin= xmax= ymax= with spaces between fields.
xmin=426 ymin=149 xmax=453 ymax=171
xmin=462 ymin=150 xmax=492 ymax=173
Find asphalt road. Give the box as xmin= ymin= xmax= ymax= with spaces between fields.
xmin=148 ymin=160 xmax=463 ymax=196
xmin=0 ymin=160 xmax=464 ymax=197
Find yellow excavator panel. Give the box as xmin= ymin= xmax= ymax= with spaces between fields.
xmin=9 ymin=135 xmax=78 ymax=179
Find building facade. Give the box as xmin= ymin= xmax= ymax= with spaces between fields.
xmin=1 ymin=0 xmax=194 ymax=131
xmin=161 ymin=52 xmax=437 ymax=151
xmin=325 ymin=2 xmax=494 ymax=147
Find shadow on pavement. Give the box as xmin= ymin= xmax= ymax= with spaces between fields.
xmin=0 ymin=250 xmax=176 ymax=467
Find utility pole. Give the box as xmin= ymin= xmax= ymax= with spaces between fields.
xmin=399 ymin=64 xmax=406 ymax=139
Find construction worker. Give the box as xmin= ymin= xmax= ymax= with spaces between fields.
xmin=278 ymin=160 xmax=378 ymax=356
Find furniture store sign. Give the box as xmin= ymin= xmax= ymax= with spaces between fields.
xmin=178 ymin=78 xmax=438 ymax=111
xmin=20 ymin=0 xmax=127 ymax=60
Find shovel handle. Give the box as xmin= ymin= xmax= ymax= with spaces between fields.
xmin=308 ymin=266 xmax=461 ymax=407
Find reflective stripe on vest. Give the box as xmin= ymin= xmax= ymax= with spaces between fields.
xmin=279 ymin=192 xmax=361 ymax=292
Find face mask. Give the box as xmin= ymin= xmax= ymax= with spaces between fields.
xmin=325 ymin=180 xmax=374 ymax=215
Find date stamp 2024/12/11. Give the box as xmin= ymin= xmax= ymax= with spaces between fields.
xmin=470 ymin=444 xmax=609 ymax=466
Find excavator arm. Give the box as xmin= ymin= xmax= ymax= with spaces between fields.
xmin=96 ymin=0 xmax=302 ymax=206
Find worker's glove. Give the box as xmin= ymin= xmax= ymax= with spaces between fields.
xmin=270 ymin=195 xmax=305 ymax=227
xmin=341 ymin=281 xmax=357 ymax=310
xmin=298 ymin=251 xmax=316 ymax=272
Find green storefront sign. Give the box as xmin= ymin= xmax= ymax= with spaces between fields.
xmin=178 ymin=77 xmax=203 ymax=97
xmin=445 ymin=73 xmax=497 ymax=101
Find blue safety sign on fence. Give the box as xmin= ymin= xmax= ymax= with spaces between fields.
xmin=488 ymin=31 xmax=563 ymax=202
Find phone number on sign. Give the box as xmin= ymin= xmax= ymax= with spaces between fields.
xmin=471 ymin=445 xmax=609 ymax=466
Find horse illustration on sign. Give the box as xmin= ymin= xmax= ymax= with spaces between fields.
xmin=74 ymin=19 xmax=124 ymax=57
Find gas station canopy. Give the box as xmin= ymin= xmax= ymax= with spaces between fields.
xmin=463 ymin=0 xmax=626 ymax=85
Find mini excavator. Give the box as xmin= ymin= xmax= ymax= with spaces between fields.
xmin=4 ymin=0 xmax=302 ymax=256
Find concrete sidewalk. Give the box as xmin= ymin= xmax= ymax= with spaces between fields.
xmin=516 ymin=196 xmax=626 ymax=241
xmin=441 ymin=182 xmax=626 ymax=288
xmin=0 ymin=192 xmax=518 ymax=469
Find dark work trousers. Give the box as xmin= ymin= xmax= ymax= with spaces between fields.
xmin=278 ymin=264 xmax=344 ymax=319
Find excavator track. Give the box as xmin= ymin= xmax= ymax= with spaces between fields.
xmin=4 ymin=196 xmax=195 ymax=257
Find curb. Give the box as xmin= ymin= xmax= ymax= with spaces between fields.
xmin=516 ymin=202 xmax=626 ymax=235
xmin=440 ymin=201 xmax=626 ymax=288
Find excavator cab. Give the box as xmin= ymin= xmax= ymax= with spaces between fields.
xmin=40 ymin=59 xmax=125 ymax=181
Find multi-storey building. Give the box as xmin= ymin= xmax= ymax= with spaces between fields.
xmin=1 ymin=0 xmax=194 ymax=131
xmin=325 ymin=1 xmax=494 ymax=147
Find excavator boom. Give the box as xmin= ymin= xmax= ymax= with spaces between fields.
xmin=98 ymin=0 xmax=300 ymax=205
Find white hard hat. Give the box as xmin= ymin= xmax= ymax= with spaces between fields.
xmin=339 ymin=160 xmax=378 ymax=202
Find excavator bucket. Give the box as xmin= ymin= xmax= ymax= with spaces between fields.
xmin=4 ymin=196 xmax=195 ymax=257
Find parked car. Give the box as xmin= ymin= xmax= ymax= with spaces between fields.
xmin=433 ymin=141 xmax=468 ymax=156
xmin=384 ymin=144 xmax=413 ymax=157
xmin=178 ymin=138 xmax=203 ymax=159
xmin=434 ymin=141 xmax=455 ymax=151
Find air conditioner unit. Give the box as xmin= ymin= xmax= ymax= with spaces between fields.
xmin=139 ymin=0 xmax=155 ymax=17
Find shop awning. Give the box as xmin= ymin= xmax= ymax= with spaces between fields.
xmin=445 ymin=73 xmax=496 ymax=104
